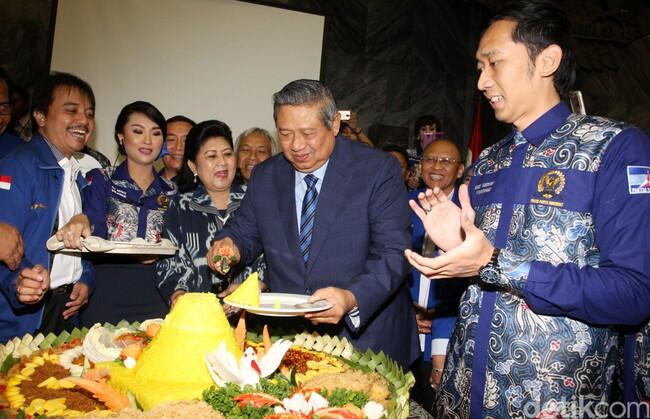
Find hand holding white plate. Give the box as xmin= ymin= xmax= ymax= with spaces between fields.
xmin=224 ymin=293 xmax=332 ymax=317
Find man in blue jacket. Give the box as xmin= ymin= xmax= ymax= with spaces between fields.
xmin=408 ymin=138 xmax=468 ymax=410
xmin=0 ymin=68 xmax=25 ymax=159
xmin=0 ymin=69 xmax=26 ymax=271
xmin=0 ymin=72 xmax=95 ymax=343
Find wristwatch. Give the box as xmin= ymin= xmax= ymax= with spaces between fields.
xmin=479 ymin=247 xmax=501 ymax=284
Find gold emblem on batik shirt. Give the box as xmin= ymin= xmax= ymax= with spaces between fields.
xmin=531 ymin=169 xmax=566 ymax=207
xmin=156 ymin=193 xmax=170 ymax=209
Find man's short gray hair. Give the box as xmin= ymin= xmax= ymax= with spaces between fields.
xmin=235 ymin=127 xmax=278 ymax=155
xmin=272 ymin=79 xmax=337 ymax=130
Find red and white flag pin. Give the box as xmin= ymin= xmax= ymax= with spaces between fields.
xmin=0 ymin=175 xmax=12 ymax=190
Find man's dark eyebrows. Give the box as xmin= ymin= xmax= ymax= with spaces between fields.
xmin=478 ymin=49 xmax=500 ymax=58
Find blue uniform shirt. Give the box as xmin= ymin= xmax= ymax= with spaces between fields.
xmin=83 ymin=161 xmax=176 ymax=242
xmin=437 ymin=102 xmax=650 ymax=418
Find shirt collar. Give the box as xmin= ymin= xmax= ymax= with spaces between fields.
xmin=191 ymin=182 xmax=246 ymax=212
xmin=294 ymin=160 xmax=330 ymax=188
xmin=516 ymin=101 xmax=571 ymax=147
xmin=113 ymin=161 xmax=174 ymax=195
xmin=44 ymin=137 xmax=67 ymax=162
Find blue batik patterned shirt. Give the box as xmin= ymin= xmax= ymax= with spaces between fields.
xmin=436 ymin=102 xmax=650 ymax=419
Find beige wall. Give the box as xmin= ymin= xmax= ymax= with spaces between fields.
xmin=51 ymin=0 xmax=324 ymax=162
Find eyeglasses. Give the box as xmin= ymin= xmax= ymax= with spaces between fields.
xmin=421 ymin=156 xmax=459 ymax=167
xmin=0 ymin=102 xmax=12 ymax=116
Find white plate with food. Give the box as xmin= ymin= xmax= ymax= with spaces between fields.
xmin=224 ymin=293 xmax=332 ymax=317
xmin=46 ymin=235 xmax=177 ymax=255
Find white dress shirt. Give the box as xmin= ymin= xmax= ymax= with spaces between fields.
xmin=49 ymin=156 xmax=84 ymax=289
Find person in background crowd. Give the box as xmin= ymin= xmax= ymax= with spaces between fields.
xmin=406 ymin=1 xmax=650 ymax=417
xmin=406 ymin=114 xmax=444 ymax=190
xmin=408 ymin=139 xmax=467 ymax=413
xmin=157 ymin=120 xmax=266 ymax=308
xmin=160 ymin=115 xmax=195 ymax=182
xmin=234 ymin=127 xmax=275 ymax=185
xmin=462 ymin=164 xmax=474 ymax=185
xmin=9 ymin=85 xmax=32 ymax=141
xmin=0 ymin=71 xmax=26 ymax=269
xmin=210 ymin=79 xmax=419 ymax=369
xmin=81 ymin=101 xmax=175 ymax=326
xmin=80 ymin=145 xmax=111 ymax=170
xmin=382 ymin=144 xmax=410 ymax=183
xmin=0 ymin=72 xmax=96 ymax=342
xmin=339 ymin=111 xmax=373 ymax=146
xmin=0 ymin=69 xmax=25 ymax=158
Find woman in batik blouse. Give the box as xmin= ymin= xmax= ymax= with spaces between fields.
xmin=81 ymin=101 xmax=176 ymax=325
xmin=156 ymin=120 xmax=265 ymax=308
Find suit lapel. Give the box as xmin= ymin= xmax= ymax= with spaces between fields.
xmin=305 ymin=137 xmax=352 ymax=276
xmin=274 ymin=157 xmax=305 ymax=273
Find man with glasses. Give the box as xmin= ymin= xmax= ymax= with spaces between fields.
xmin=409 ymin=139 xmax=467 ymax=412
xmin=0 ymin=69 xmax=26 ymax=276
xmin=0 ymin=69 xmax=24 ymax=158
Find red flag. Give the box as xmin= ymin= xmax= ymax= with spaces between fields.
xmin=468 ymin=96 xmax=483 ymax=163
xmin=0 ymin=175 xmax=11 ymax=190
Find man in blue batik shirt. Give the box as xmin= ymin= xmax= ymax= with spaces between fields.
xmin=406 ymin=1 xmax=650 ymax=418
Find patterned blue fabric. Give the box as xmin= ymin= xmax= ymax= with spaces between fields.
xmin=618 ymin=321 xmax=650 ymax=418
xmin=437 ymin=102 xmax=650 ymax=418
xmin=632 ymin=322 xmax=650 ymax=403
xmin=299 ymin=174 xmax=319 ymax=263
xmin=83 ymin=162 xmax=176 ymax=242
xmin=156 ymin=183 xmax=266 ymax=304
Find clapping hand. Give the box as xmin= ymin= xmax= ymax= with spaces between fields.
xmin=405 ymin=184 xmax=494 ymax=279
xmin=409 ymin=186 xmax=467 ymax=252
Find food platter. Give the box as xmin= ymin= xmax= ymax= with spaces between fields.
xmin=224 ymin=292 xmax=333 ymax=317
xmin=0 ymin=293 xmax=415 ymax=418
xmin=46 ymin=235 xmax=177 ymax=255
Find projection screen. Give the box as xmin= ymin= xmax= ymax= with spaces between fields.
xmin=51 ymin=0 xmax=325 ymax=162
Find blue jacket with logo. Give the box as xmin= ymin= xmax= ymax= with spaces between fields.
xmin=436 ymin=103 xmax=650 ymax=418
xmin=0 ymin=134 xmax=94 ymax=343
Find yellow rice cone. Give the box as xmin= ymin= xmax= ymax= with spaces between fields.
xmin=108 ymin=293 xmax=241 ymax=410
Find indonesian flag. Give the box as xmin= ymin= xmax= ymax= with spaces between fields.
xmin=468 ymin=96 xmax=483 ymax=163
xmin=0 ymin=175 xmax=11 ymax=190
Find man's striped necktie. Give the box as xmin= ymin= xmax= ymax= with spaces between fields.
xmin=299 ymin=174 xmax=319 ymax=264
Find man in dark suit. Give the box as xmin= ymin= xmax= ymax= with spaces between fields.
xmin=210 ymin=79 xmax=419 ymax=368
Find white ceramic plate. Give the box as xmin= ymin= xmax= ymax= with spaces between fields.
xmin=224 ymin=293 xmax=332 ymax=317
